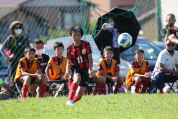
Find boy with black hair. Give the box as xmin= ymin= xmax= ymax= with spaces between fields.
xmin=45 ymin=42 xmax=67 ymax=81
xmin=93 ymin=46 xmax=124 ymax=95
xmin=29 ymin=38 xmax=50 ymax=96
xmin=64 ymin=25 xmax=94 ymax=105
xmin=126 ymin=49 xmax=151 ymax=93
xmin=14 ymin=48 xmax=47 ymax=98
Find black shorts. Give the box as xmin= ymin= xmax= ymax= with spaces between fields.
xmin=106 ymin=78 xmax=114 ymax=84
xmin=88 ymin=78 xmax=94 ymax=83
xmin=16 ymin=76 xmax=37 ymax=87
xmin=71 ymin=66 xmax=89 ymax=87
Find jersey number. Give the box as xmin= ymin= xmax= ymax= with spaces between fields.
xmin=77 ymin=56 xmax=83 ymax=63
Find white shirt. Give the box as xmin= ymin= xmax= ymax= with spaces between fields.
xmin=153 ymin=49 xmax=178 ymax=75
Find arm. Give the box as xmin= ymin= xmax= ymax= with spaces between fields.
xmin=0 ymin=83 xmax=15 ymax=97
xmin=20 ymin=68 xmax=37 ymax=77
xmin=45 ymin=65 xmax=51 ymax=81
xmin=88 ymin=53 xmax=94 ymax=77
xmin=0 ymin=38 xmax=10 ymax=60
xmin=159 ymin=63 xmax=177 ymax=74
xmin=168 ymin=34 xmax=178 ymax=44
xmin=133 ymin=73 xmax=147 ymax=77
xmin=100 ymin=70 xmax=112 ymax=80
xmin=64 ymin=59 xmax=72 ymax=79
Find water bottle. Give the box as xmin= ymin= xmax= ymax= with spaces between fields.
xmin=149 ymin=71 xmax=156 ymax=81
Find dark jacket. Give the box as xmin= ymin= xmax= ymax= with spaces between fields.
xmin=95 ymin=29 xmax=120 ymax=64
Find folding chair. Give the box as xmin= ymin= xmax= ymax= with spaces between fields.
xmin=47 ymin=80 xmax=68 ymax=97
xmin=14 ymin=82 xmax=40 ymax=98
xmin=164 ymin=78 xmax=176 ymax=93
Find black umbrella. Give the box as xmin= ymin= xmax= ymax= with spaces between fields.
xmin=92 ymin=7 xmax=141 ymax=53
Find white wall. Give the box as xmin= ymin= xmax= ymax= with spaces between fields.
xmin=161 ymin=0 xmax=178 ymax=26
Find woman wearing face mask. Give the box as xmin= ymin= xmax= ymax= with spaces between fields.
xmin=95 ymin=18 xmax=121 ymax=65
xmin=0 ymin=21 xmax=30 ymax=87
xmin=28 ymin=38 xmax=50 ymax=96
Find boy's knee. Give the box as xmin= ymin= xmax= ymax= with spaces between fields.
xmin=73 ymin=74 xmax=81 ymax=83
xmin=23 ymin=76 xmax=31 ymax=81
xmin=134 ymin=77 xmax=142 ymax=82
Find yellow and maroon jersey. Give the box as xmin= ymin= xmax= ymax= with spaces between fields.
xmin=48 ymin=56 xmax=67 ymax=80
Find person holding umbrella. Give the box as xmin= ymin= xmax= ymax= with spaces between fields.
xmin=0 ymin=21 xmax=30 ymax=87
xmin=95 ymin=18 xmax=121 ymax=64
xmin=93 ymin=8 xmax=141 ymax=65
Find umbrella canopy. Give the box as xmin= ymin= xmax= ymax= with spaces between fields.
xmin=92 ymin=7 xmax=141 ymax=53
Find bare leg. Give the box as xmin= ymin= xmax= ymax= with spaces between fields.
xmin=0 ymin=91 xmax=11 ymax=100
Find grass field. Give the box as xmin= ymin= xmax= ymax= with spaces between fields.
xmin=0 ymin=93 xmax=178 ymax=119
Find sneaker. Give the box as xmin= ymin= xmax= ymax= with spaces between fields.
xmin=174 ymin=89 xmax=178 ymax=93
xmin=66 ymin=100 xmax=74 ymax=106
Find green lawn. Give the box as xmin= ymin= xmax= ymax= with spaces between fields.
xmin=0 ymin=93 xmax=178 ymax=119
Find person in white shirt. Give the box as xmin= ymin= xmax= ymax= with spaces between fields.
xmin=153 ymin=37 xmax=178 ymax=93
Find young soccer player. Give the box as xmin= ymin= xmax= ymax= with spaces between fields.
xmin=29 ymin=38 xmax=50 ymax=96
xmin=64 ymin=25 xmax=94 ymax=105
xmin=126 ymin=49 xmax=151 ymax=93
xmin=92 ymin=46 xmax=124 ymax=95
xmin=45 ymin=42 xmax=67 ymax=81
xmin=14 ymin=48 xmax=47 ymax=98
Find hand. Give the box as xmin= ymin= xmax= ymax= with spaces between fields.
xmin=144 ymin=72 xmax=150 ymax=77
xmin=174 ymin=70 xmax=178 ymax=76
xmin=89 ymin=70 xmax=95 ymax=78
xmin=168 ymin=34 xmax=177 ymax=42
xmin=35 ymin=74 xmax=42 ymax=80
xmin=111 ymin=76 xmax=118 ymax=82
xmin=102 ymin=23 xmax=108 ymax=30
xmin=64 ymin=72 xmax=70 ymax=79
xmin=9 ymin=54 xmax=15 ymax=59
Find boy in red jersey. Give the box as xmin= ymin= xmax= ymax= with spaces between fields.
xmin=92 ymin=46 xmax=124 ymax=95
xmin=64 ymin=26 xmax=94 ymax=105
xmin=14 ymin=48 xmax=47 ymax=98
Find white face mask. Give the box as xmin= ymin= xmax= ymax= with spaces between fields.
xmin=36 ymin=49 xmax=43 ymax=56
xmin=105 ymin=22 xmax=114 ymax=29
xmin=14 ymin=29 xmax=22 ymax=35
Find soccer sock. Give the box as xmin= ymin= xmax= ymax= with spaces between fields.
xmin=22 ymin=85 xmax=29 ymax=99
xmin=114 ymin=82 xmax=123 ymax=94
xmin=134 ymin=81 xmax=141 ymax=93
xmin=98 ymin=84 xmax=103 ymax=94
xmin=73 ymin=95 xmax=81 ymax=103
xmin=92 ymin=83 xmax=100 ymax=95
xmin=141 ymin=77 xmax=151 ymax=93
xmin=68 ymin=83 xmax=78 ymax=101
xmin=39 ymin=84 xmax=47 ymax=98
xmin=68 ymin=78 xmax=73 ymax=89
xmin=101 ymin=84 xmax=106 ymax=94
xmin=83 ymin=87 xmax=88 ymax=95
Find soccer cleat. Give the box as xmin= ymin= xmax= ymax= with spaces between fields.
xmin=66 ymin=100 xmax=75 ymax=106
